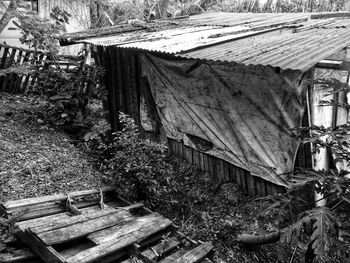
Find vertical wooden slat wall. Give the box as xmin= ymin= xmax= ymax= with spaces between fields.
xmin=168 ymin=138 xmax=286 ymax=197
xmin=95 ymin=47 xmax=287 ymax=197
xmin=100 ymin=47 xmax=141 ymax=131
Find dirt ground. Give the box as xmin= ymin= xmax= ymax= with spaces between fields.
xmin=0 ymin=92 xmax=104 ymax=201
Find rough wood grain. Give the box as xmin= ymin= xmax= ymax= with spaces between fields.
xmin=159 ymin=250 xmax=186 ymax=263
xmin=37 ymin=209 xmax=133 ymax=245
xmin=160 ymin=242 xmax=213 ymax=263
xmin=16 ymin=230 xmax=65 ymax=263
xmin=141 ymin=237 xmax=180 ymax=261
xmin=3 ymin=187 xmax=116 ymax=210
xmin=66 ymin=215 xmax=172 ymax=263
xmin=16 ymin=201 xmax=123 ymax=230
xmin=30 ymin=207 xmax=124 ymax=234
xmin=0 ymin=247 xmax=35 ymax=263
xmin=88 ymin=213 xmax=171 ymax=244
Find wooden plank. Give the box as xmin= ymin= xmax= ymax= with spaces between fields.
xmin=66 ymin=215 xmax=172 ymax=263
xmin=12 ymin=199 xmax=119 ymax=222
xmin=16 ymin=202 xmax=140 ymax=230
xmin=184 ymin=146 xmax=192 ymax=164
xmin=236 ymin=167 xmax=242 ymax=187
xmin=19 ymin=51 xmax=32 ymax=92
xmin=246 ymin=172 xmax=251 ymax=195
xmin=203 ymin=152 xmax=209 ymax=173
xmin=0 ymin=47 xmax=9 ymax=69
xmin=199 ymin=152 xmax=205 ymax=172
xmin=216 ymin=159 xmax=224 ymax=181
xmin=248 ymin=173 xmax=256 ymax=196
xmin=160 ymin=242 xmax=213 ymax=263
xmin=16 ymin=230 xmax=65 ymax=263
xmin=88 ymin=213 xmax=171 ymax=244
xmin=311 ymin=12 xmax=350 ymax=19
xmin=223 ymin=161 xmax=230 ymax=181
xmin=59 ymin=242 xmax=97 ymax=259
xmin=260 ymin=179 xmax=267 ymax=196
xmin=265 ymin=181 xmax=272 ymax=196
xmin=3 ymin=187 xmax=116 ymax=210
xmin=0 ymin=247 xmax=35 ymax=263
xmin=168 ymin=139 xmax=174 ymax=155
xmin=178 ymin=140 xmax=183 ymax=158
xmin=192 ymin=149 xmax=200 ymax=169
xmin=189 ymin=147 xmax=194 ymax=164
xmin=2 ymin=48 xmax=16 ymax=91
xmin=11 ymin=50 xmax=23 ymax=93
xmin=141 ymin=237 xmax=181 ymax=261
xmin=228 ymin=164 xmax=235 ymax=183
xmin=240 ymin=169 xmax=248 ymax=193
xmin=158 ymin=250 xmax=186 ymax=263
xmin=36 ymin=209 xmax=133 ymax=245
xmin=255 ymin=178 xmax=261 ymax=196
xmin=28 ymin=207 xmax=128 ymax=234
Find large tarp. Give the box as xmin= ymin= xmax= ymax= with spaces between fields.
xmin=140 ymin=54 xmax=307 ymax=187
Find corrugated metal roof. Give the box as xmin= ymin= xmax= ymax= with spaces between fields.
xmin=187 ymin=12 xmax=310 ymax=27
xmin=71 ymin=13 xmax=350 ymax=72
xmin=182 ymin=19 xmax=350 ymax=71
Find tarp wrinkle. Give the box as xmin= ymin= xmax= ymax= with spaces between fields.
xmin=141 ymin=53 xmax=306 ymax=187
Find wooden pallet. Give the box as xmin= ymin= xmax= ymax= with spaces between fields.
xmin=0 ymin=188 xmax=213 ymax=263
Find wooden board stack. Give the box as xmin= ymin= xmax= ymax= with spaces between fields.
xmin=0 ymin=187 xmax=213 ymax=263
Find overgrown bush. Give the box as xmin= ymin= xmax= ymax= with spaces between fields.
xmin=259 ymin=78 xmax=350 ymax=262
xmin=6 ymin=7 xmax=106 ymax=129
xmin=87 ymin=113 xmax=174 ymax=207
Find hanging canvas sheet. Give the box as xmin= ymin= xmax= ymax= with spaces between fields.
xmin=140 ymin=53 xmax=307 ymax=187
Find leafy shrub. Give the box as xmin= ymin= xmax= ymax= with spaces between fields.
xmin=259 ymin=78 xmax=350 ymax=262
xmin=88 ymin=113 xmax=173 ymax=207
xmin=8 ymin=7 xmax=106 ymax=129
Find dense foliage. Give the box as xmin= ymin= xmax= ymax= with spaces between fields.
xmin=2 ymin=7 xmax=106 ymax=130
xmin=259 ymin=78 xmax=350 ymax=262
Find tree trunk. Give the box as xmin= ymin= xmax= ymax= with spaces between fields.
xmin=0 ymin=0 xmax=19 ymax=34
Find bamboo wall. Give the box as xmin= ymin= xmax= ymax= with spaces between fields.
xmin=95 ymin=46 xmax=141 ymax=131
xmin=168 ymin=138 xmax=286 ymax=196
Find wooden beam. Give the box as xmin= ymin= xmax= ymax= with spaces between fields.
xmin=141 ymin=237 xmax=181 ymax=261
xmin=36 ymin=209 xmax=133 ymax=245
xmin=316 ymin=60 xmax=350 ymax=70
xmin=0 ymin=248 xmax=35 ymax=263
xmin=311 ymin=12 xmax=350 ymax=19
xmin=88 ymin=213 xmax=171 ymax=244
xmin=16 ymin=231 xmax=65 ymax=263
xmin=3 ymin=187 xmax=116 ymax=210
xmin=27 ymin=207 xmax=129 ymax=234
xmin=66 ymin=215 xmax=172 ymax=263
xmin=159 ymin=242 xmax=213 ymax=263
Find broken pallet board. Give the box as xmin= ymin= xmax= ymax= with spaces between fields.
xmin=1 ymin=188 xmax=213 ymax=263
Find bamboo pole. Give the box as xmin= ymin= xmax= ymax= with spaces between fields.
xmin=311 ymin=69 xmax=334 ymax=207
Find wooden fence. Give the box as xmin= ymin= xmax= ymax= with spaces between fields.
xmin=168 ymin=138 xmax=286 ymax=196
xmin=0 ymin=44 xmax=80 ymax=93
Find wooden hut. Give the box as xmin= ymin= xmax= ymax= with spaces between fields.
xmin=62 ymin=12 xmax=350 ymax=196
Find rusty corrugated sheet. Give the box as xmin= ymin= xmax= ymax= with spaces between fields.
xmin=187 ymin=12 xmax=310 ymax=27
xmin=182 ymin=19 xmax=350 ymax=71
xmin=77 ymin=13 xmax=350 ymax=72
